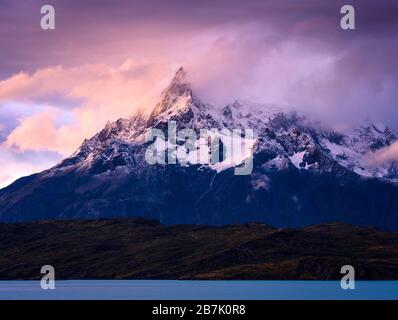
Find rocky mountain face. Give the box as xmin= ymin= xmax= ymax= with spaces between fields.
xmin=1 ymin=68 xmax=398 ymax=229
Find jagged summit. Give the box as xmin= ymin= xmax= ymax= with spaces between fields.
xmin=171 ymin=67 xmax=188 ymax=85
xmin=148 ymin=67 xmax=193 ymax=125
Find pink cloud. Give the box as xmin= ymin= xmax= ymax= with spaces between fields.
xmin=372 ymin=141 xmax=398 ymax=163
xmin=0 ymin=61 xmax=174 ymax=156
xmin=5 ymin=108 xmax=84 ymax=156
xmin=0 ymin=145 xmax=61 ymax=189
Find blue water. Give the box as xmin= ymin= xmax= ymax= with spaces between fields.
xmin=0 ymin=280 xmax=397 ymax=300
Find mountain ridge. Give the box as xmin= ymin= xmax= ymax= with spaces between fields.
xmin=1 ymin=68 xmax=398 ymax=229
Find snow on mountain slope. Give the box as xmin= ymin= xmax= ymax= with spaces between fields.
xmin=1 ymin=67 xmax=398 ymax=228
xmin=37 ymin=67 xmax=398 ymax=182
xmin=320 ymin=123 xmax=398 ymax=179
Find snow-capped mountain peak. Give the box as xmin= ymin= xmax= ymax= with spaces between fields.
xmin=55 ymin=68 xmax=398 ymax=182
xmin=1 ymin=67 xmax=398 ymax=229
xmin=148 ymin=67 xmax=193 ymax=126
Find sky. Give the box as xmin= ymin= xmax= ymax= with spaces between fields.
xmin=0 ymin=0 xmax=397 ymax=187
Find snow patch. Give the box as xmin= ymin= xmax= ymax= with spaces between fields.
xmin=289 ymin=151 xmax=306 ymax=168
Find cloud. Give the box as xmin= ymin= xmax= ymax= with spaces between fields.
xmin=0 ymin=61 xmax=173 ymax=156
xmin=0 ymin=147 xmax=62 ymax=189
xmin=5 ymin=108 xmax=77 ymax=155
xmin=371 ymin=141 xmax=398 ymax=163
xmin=185 ymin=27 xmax=339 ymax=109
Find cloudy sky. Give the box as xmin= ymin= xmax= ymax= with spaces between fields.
xmin=0 ymin=0 xmax=397 ymax=187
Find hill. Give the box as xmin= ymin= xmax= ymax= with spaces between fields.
xmin=1 ymin=217 xmax=397 ymax=280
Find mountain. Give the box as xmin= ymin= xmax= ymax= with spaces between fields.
xmin=1 ymin=67 xmax=398 ymax=229
xmin=1 ymin=217 xmax=398 ymax=280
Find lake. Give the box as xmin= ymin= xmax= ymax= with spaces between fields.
xmin=0 ymin=280 xmax=397 ymax=300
